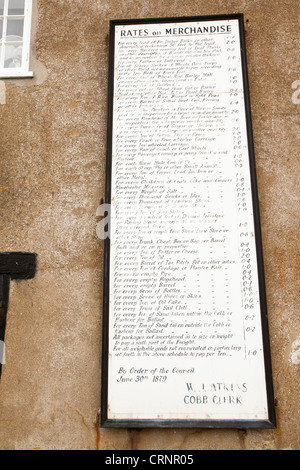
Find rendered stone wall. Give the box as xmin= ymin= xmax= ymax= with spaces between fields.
xmin=0 ymin=0 xmax=299 ymax=450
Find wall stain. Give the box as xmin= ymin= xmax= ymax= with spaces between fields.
xmin=129 ymin=428 xmax=141 ymax=450
xmin=237 ymin=428 xmax=247 ymax=450
xmin=64 ymin=401 xmax=89 ymax=431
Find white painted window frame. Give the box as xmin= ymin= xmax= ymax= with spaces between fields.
xmin=0 ymin=0 xmax=33 ymax=78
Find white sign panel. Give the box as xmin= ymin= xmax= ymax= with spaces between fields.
xmin=101 ymin=14 xmax=276 ymax=428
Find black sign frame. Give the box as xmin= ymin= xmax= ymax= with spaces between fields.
xmin=101 ymin=13 xmax=276 ymax=429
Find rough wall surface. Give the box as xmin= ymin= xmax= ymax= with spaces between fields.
xmin=0 ymin=0 xmax=299 ymax=450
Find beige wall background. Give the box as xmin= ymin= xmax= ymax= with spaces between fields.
xmin=0 ymin=0 xmax=299 ymax=450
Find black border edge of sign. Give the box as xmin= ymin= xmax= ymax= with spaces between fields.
xmin=100 ymin=13 xmax=276 ymax=429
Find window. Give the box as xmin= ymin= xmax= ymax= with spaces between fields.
xmin=0 ymin=0 xmax=33 ymax=77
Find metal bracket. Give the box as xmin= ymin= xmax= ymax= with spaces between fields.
xmin=0 ymin=252 xmax=37 ymax=377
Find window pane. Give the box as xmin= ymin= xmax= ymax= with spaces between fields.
xmin=0 ymin=0 xmax=4 ymax=16
xmin=0 ymin=19 xmax=3 ymax=39
xmin=8 ymin=0 xmax=25 ymax=15
xmin=6 ymin=18 xmax=24 ymax=39
xmin=4 ymin=43 xmax=23 ymax=68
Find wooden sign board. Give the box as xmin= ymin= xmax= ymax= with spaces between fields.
xmin=101 ymin=14 xmax=276 ymax=428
